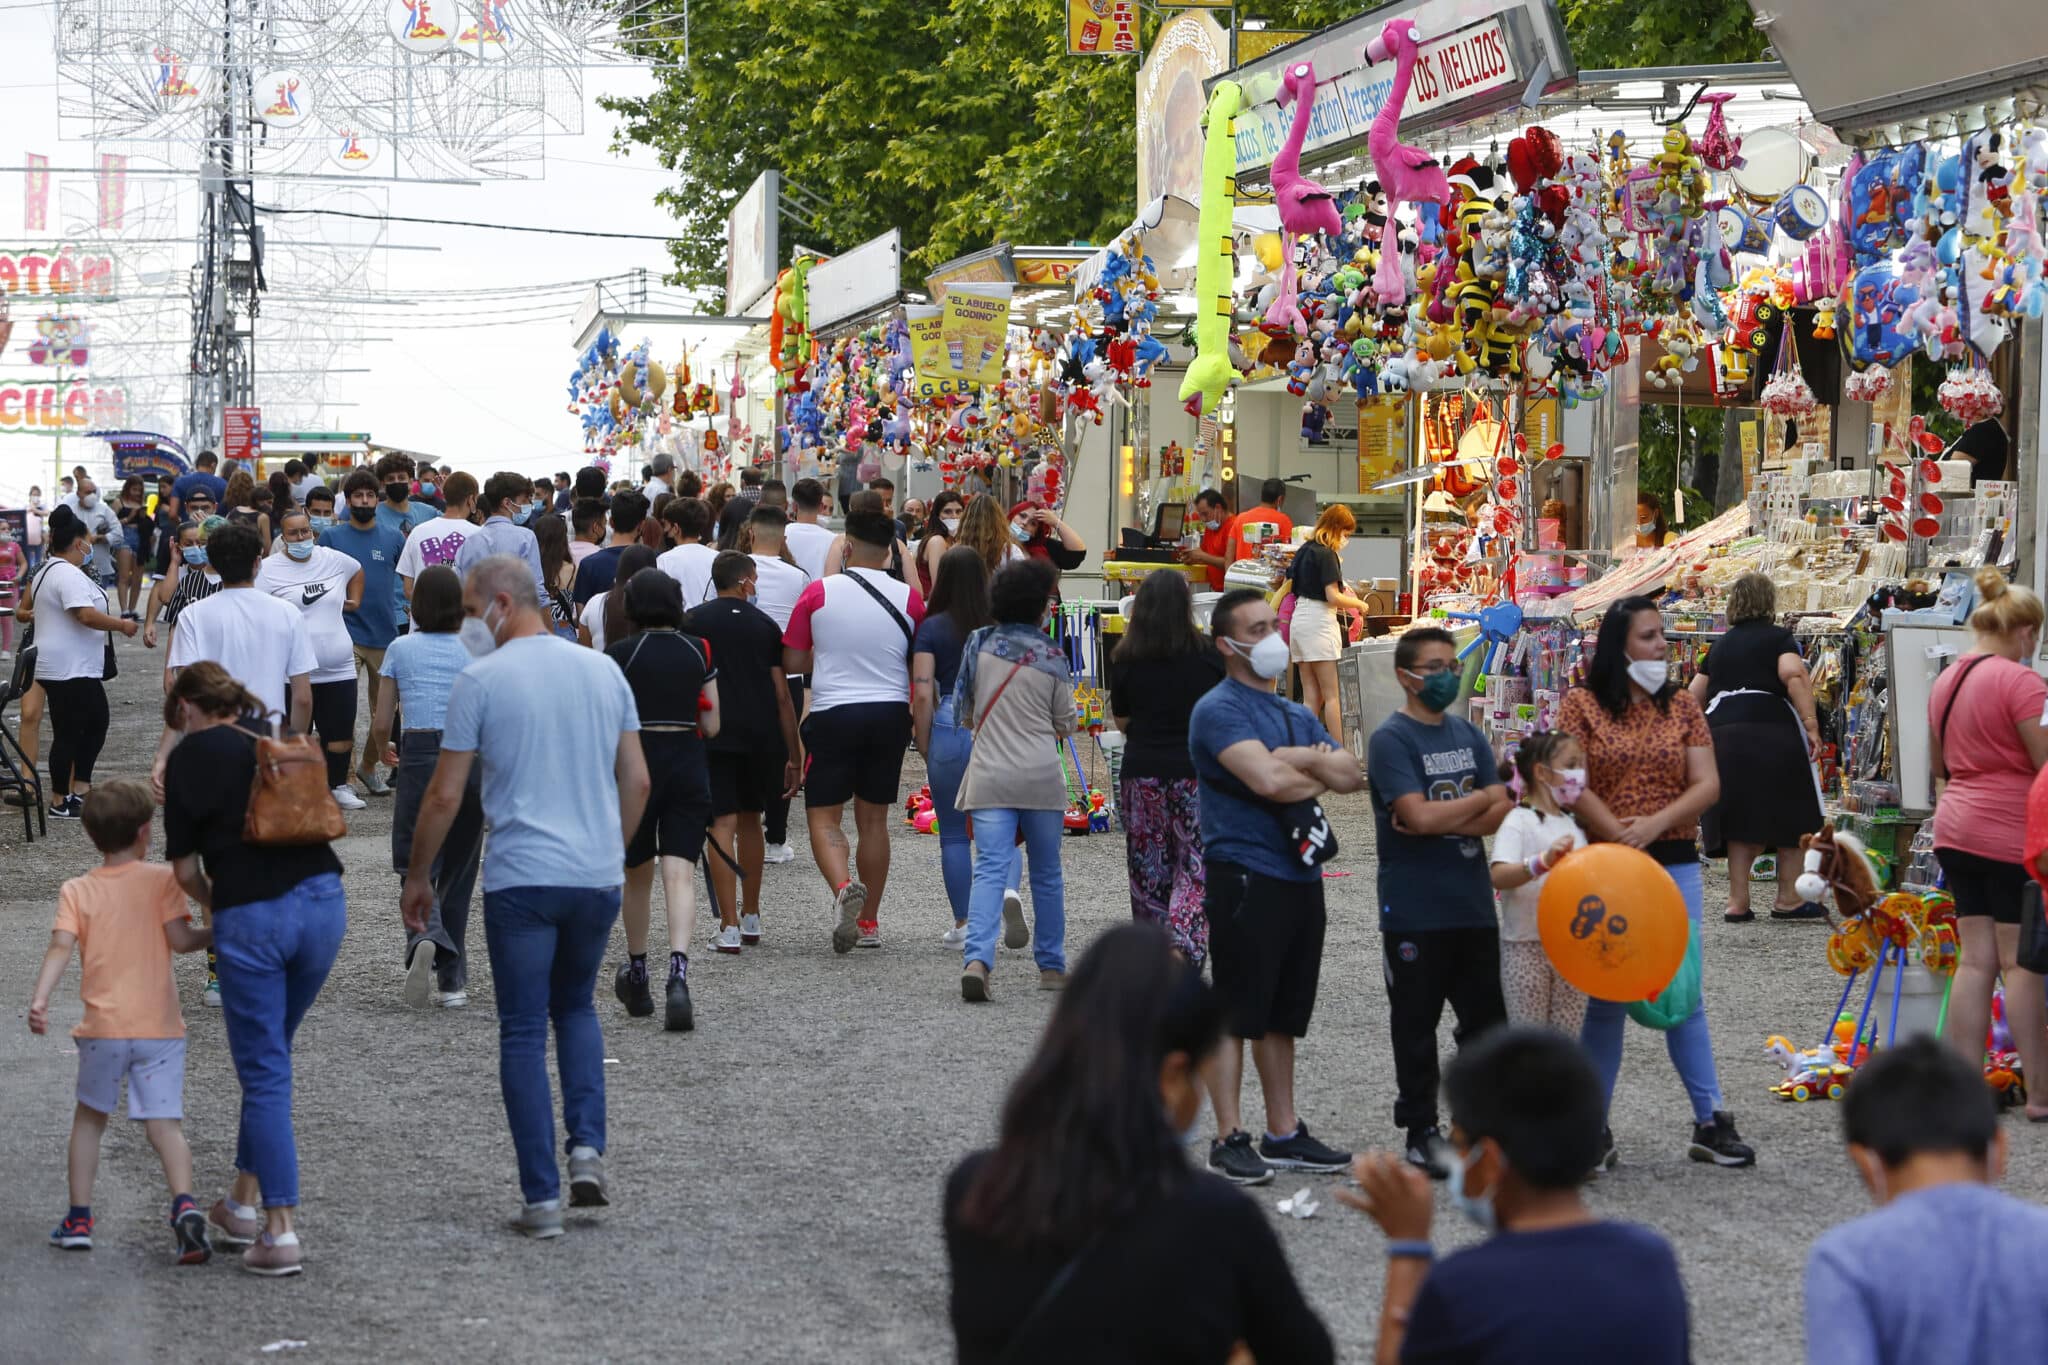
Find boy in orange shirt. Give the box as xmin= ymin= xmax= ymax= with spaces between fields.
xmin=28 ymin=779 xmax=214 ymax=1262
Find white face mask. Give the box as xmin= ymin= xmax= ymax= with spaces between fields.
xmin=941 ymin=516 xmax=960 ymax=536
xmin=1445 ymin=1143 xmax=1498 ymax=1233
xmin=1627 ymin=657 xmax=1669 ymax=693
xmin=1637 ymin=520 xmax=1658 ymax=536
xmin=459 ymin=603 xmax=503 ymax=658
xmin=80 ymin=493 xmax=99 ymax=510
xmin=1224 ymin=632 xmax=1290 ymax=681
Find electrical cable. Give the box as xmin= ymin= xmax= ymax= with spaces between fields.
xmin=255 ymin=203 xmax=679 ymax=241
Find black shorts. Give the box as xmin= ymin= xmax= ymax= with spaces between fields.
xmin=1203 ymin=860 xmax=1326 ymax=1039
xmin=801 ymin=702 xmax=911 ymax=808
xmin=1936 ymin=847 xmax=2030 ymax=925
xmin=627 ymin=738 xmax=710 ymax=866
xmin=708 ymin=749 xmax=784 ymax=817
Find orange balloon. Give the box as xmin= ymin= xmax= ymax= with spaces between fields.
xmin=1537 ymin=844 xmax=1689 ymax=1002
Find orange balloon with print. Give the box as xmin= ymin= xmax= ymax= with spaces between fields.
xmin=1537 ymin=844 xmax=1689 ymax=1002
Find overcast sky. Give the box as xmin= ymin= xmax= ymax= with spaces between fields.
xmin=0 ymin=4 xmax=683 ymax=501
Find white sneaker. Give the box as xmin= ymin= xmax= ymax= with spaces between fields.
xmin=1001 ymin=890 xmax=1029 ymax=950
xmin=739 ymin=913 xmax=762 ymax=945
xmin=403 ymin=939 xmax=436 ymax=1009
xmin=330 ymin=784 xmax=367 ymax=811
xmin=358 ymin=767 xmax=392 ymax=797
xmin=763 ymin=842 xmax=796 ymax=864
xmin=433 ymin=989 xmax=468 ymax=1009
xmin=942 ymin=923 xmax=967 ymax=947
xmin=713 ymin=924 xmax=743 ymax=954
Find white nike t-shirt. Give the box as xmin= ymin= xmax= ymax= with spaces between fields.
xmin=256 ymin=547 xmax=362 ymax=683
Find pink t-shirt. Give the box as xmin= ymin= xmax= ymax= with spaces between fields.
xmin=1930 ymin=654 xmax=2048 ymax=862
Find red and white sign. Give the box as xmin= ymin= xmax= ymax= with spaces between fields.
xmin=1232 ymin=15 xmax=1522 ymax=175
xmin=224 ymin=406 xmax=262 ymax=464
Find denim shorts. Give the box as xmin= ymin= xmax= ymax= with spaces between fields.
xmin=75 ymin=1037 xmax=187 ymax=1119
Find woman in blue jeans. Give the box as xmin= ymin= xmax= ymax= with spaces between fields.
xmin=1558 ymin=597 xmax=1755 ymax=1171
xmin=163 ymin=662 xmax=346 ymax=1277
xmin=954 ymin=557 xmax=1076 ymax=1002
xmin=912 ymin=546 xmax=1018 ymax=946
xmin=368 ymin=565 xmax=484 ymax=1008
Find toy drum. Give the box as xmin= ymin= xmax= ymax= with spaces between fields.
xmin=1772 ymin=184 xmax=1828 ymax=241
xmin=1730 ymin=126 xmax=1809 ymax=205
xmin=1718 ymin=205 xmax=1771 ymax=255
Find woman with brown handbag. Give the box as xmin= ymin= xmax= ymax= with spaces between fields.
xmin=162 ymin=661 xmax=346 ymax=1279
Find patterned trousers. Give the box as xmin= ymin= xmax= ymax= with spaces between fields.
xmin=1119 ymin=775 xmax=1208 ymax=967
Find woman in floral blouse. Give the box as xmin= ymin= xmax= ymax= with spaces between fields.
xmin=1558 ymin=596 xmax=1755 ymax=1171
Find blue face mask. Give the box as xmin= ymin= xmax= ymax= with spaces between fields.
xmin=420 ymin=482 xmax=436 ymax=498
xmin=308 ymin=514 xmax=334 ymax=531
xmin=182 ymin=546 xmax=208 ymax=567
xmin=285 ymin=540 xmax=314 ymax=562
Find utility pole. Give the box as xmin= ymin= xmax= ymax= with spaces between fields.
xmin=185 ymin=0 xmax=264 ymax=456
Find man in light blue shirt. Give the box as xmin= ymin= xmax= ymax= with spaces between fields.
xmin=1803 ymin=1037 xmax=2048 ymax=1364
xmin=400 ymin=554 xmax=650 ymax=1238
xmin=452 ymin=471 xmax=547 ymax=594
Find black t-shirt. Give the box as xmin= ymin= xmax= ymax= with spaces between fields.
xmin=1701 ymin=620 xmax=1797 ymax=700
xmin=912 ymin=611 xmax=970 ymax=697
xmin=572 ymin=544 xmax=627 ymax=606
xmin=161 ymin=722 xmax=344 ymax=913
xmin=685 ymin=599 xmax=787 ymax=755
xmin=1399 ymin=1221 xmax=1690 ymax=1364
xmin=944 ymin=1152 xmax=1334 ymax=1365
xmin=1108 ymin=647 xmax=1225 ymax=782
xmin=606 ymin=629 xmax=714 ymax=728
xmin=1289 ymin=541 xmax=1341 ymax=602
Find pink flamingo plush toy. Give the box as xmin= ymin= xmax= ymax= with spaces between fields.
xmin=1263 ymin=61 xmax=1344 ymax=337
xmin=1365 ymin=19 xmax=1451 ymax=307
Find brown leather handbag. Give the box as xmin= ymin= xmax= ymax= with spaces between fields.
xmin=238 ymin=721 xmax=346 ymax=846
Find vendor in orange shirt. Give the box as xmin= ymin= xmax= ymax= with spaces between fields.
xmin=1174 ymin=488 xmax=1235 ymax=591
xmin=1229 ymin=478 xmax=1295 ymax=564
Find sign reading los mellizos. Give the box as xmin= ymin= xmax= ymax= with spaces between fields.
xmin=0 ymin=249 xmax=117 ymax=299
xmin=1405 ymin=20 xmax=1512 ymax=104
xmin=0 ymin=381 xmax=128 ymax=433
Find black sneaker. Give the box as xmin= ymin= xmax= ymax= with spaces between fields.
xmin=664 ymin=972 xmax=694 ymax=1033
xmin=1259 ymin=1122 xmax=1351 ymax=1172
xmin=173 ymin=1206 xmax=211 ymax=1265
xmin=49 ymin=795 xmax=83 ymax=820
xmin=613 ymin=960 xmax=654 ymax=1018
xmin=1405 ymin=1126 xmax=1451 ymax=1180
xmin=1208 ymin=1130 xmax=1274 ymax=1186
xmin=1688 ymin=1111 xmax=1756 ymax=1168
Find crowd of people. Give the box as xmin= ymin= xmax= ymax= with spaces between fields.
xmin=11 ymin=451 xmax=2048 ymax=1364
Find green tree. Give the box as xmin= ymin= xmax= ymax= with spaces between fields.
xmin=609 ymin=0 xmax=1766 ymax=308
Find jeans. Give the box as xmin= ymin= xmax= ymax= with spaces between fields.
xmin=392 ymin=730 xmax=484 ymax=988
xmin=963 ymin=807 xmax=1064 ymax=973
xmin=482 ymin=884 xmax=621 ymax=1204
xmin=1580 ymin=859 xmax=1723 ymax=1124
xmin=926 ymin=698 xmax=1018 ymax=923
xmin=213 ymin=872 xmax=347 ymax=1208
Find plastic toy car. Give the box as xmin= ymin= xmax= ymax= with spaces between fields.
xmin=1771 ymin=1061 xmax=1854 ymax=1102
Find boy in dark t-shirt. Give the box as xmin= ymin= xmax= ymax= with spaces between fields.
xmin=1341 ymin=1028 xmax=1691 ymax=1365
xmin=1366 ymin=627 xmax=1510 ymax=1176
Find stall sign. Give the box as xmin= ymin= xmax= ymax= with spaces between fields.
xmin=908 ymin=285 xmax=1013 ymax=398
xmin=1066 ymin=0 xmax=1141 ymax=56
xmin=0 ymin=380 xmax=127 ymax=432
xmin=0 ymin=248 xmax=117 ymax=300
xmin=105 ymin=432 xmax=192 ymax=481
xmin=1230 ymin=17 xmax=1519 ymax=176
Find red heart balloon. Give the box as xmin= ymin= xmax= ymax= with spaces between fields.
xmin=1506 ymin=137 xmax=1538 ymax=195
xmin=1526 ymin=126 xmax=1563 ymax=180
xmin=1538 ymin=184 xmax=1571 ymax=228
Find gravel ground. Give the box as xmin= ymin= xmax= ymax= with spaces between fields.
xmin=2 ymin=632 xmax=2044 ymax=1364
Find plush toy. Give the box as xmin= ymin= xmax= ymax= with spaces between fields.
xmin=1179 ymin=81 xmax=1244 ymax=417
xmin=1363 ymin=19 xmax=1450 ymax=308
xmin=1794 ymin=824 xmax=1879 ymax=920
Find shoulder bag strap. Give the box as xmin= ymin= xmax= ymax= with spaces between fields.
xmin=976 ymin=660 xmax=1028 ymax=730
xmin=842 ymin=569 xmax=914 ymax=649
xmin=1937 ymin=653 xmax=1995 ymax=780
xmin=995 ymin=1231 xmax=1106 ymax=1365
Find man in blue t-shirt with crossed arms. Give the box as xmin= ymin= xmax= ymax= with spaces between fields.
xmin=1191 ymin=589 xmax=1363 ymax=1187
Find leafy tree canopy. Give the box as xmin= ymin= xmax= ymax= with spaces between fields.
xmin=607 ymin=0 xmax=1765 ymax=308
